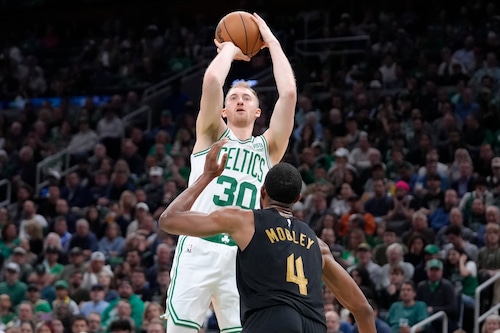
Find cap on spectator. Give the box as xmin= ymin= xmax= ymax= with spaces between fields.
xmin=492 ymin=157 xmax=500 ymax=168
xmin=55 ymin=280 xmax=69 ymax=289
xmin=47 ymin=169 xmax=61 ymax=180
xmin=369 ymin=80 xmax=382 ymax=89
xmin=91 ymin=283 xmax=104 ymax=291
xmin=311 ymin=141 xmax=324 ymax=151
xmin=70 ymin=247 xmax=83 ymax=255
xmin=395 ymin=180 xmax=410 ymax=192
xmin=6 ymin=262 xmax=20 ymax=273
xmin=334 ymin=148 xmax=350 ymax=158
xmin=426 ymin=259 xmax=443 ymax=270
xmin=45 ymin=246 xmax=60 ymax=254
xmin=149 ymin=166 xmax=163 ymax=177
xmin=136 ymin=202 xmax=149 ymax=211
xmin=13 ymin=247 xmax=26 ymax=255
xmin=27 ymin=284 xmax=39 ymax=292
xmin=424 ymin=244 xmax=439 ymax=255
xmin=357 ymin=243 xmax=371 ymax=251
xmin=91 ymin=251 xmax=106 ymax=262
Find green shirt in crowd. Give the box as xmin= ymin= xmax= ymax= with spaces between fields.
xmin=0 ymin=281 xmax=27 ymax=307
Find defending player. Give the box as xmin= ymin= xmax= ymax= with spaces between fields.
xmin=160 ymin=139 xmax=376 ymax=333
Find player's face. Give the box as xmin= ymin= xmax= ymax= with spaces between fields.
xmin=223 ymin=87 xmax=261 ymax=126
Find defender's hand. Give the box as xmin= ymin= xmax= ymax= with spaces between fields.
xmin=204 ymin=138 xmax=228 ymax=178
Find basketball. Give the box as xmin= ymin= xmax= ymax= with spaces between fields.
xmin=215 ymin=11 xmax=264 ymax=58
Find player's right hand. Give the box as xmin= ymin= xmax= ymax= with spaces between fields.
xmin=204 ymin=138 xmax=228 ymax=178
xmin=214 ymin=39 xmax=250 ymax=61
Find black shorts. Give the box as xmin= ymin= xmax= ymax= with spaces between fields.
xmin=242 ymin=305 xmax=326 ymax=333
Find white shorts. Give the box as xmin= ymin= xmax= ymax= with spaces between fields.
xmin=165 ymin=235 xmax=242 ymax=332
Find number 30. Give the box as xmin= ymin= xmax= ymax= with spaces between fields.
xmin=213 ymin=175 xmax=257 ymax=209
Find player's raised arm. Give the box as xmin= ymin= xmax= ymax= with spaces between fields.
xmin=318 ymin=239 xmax=376 ymax=333
xmin=252 ymin=13 xmax=297 ymax=165
xmin=160 ymin=139 xmax=249 ymax=238
xmin=194 ymin=41 xmax=249 ymax=153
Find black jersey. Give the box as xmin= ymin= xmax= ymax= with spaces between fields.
xmin=236 ymin=208 xmax=326 ymax=327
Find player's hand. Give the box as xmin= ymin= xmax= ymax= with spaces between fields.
xmin=214 ymin=39 xmax=250 ymax=61
xmin=250 ymin=13 xmax=278 ymax=48
xmin=205 ymin=138 xmax=228 ymax=178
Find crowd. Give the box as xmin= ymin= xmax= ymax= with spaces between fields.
xmin=0 ymin=1 xmax=500 ymax=333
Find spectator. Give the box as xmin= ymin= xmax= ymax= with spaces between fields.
xmin=81 ymin=251 xmax=113 ymax=290
xmin=52 ymin=280 xmax=79 ymax=316
xmin=386 ymin=280 xmax=428 ymax=333
xmin=442 ymin=224 xmax=479 ymax=261
xmin=60 ymin=172 xmax=89 ymax=208
xmin=378 ymin=264 xmax=406 ymax=316
xmin=101 ymin=279 xmax=144 ymax=328
xmin=416 ymin=259 xmax=459 ymax=332
xmin=79 ymin=283 xmax=109 ymax=317
xmin=0 ymin=262 xmax=27 ymax=307
xmin=25 ymin=283 xmax=51 ymax=314
xmin=436 ymin=207 xmax=475 ymax=247
xmin=67 ymin=117 xmax=99 ymax=157
xmin=379 ymin=243 xmax=415 ymax=289
xmin=130 ymin=267 xmax=152 ymax=302
xmin=69 ymin=219 xmax=99 ymax=258
xmin=98 ymin=222 xmax=125 ymax=261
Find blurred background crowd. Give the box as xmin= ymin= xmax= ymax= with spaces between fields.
xmin=1 ymin=0 xmax=500 ymax=333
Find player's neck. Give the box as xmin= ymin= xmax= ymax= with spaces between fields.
xmin=228 ymin=124 xmax=253 ymax=140
xmin=268 ymin=204 xmax=293 ymax=218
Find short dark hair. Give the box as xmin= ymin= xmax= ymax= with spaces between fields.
xmin=402 ymin=280 xmax=416 ymax=291
xmin=109 ymin=319 xmax=133 ymax=332
xmin=71 ymin=315 xmax=88 ymax=327
xmin=445 ymin=224 xmax=462 ymax=236
xmin=264 ymin=163 xmax=302 ymax=205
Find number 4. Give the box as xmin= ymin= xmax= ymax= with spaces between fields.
xmin=286 ymin=254 xmax=308 ymax=295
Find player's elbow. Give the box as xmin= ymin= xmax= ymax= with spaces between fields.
xmin=158 ymin=211 xmax=177 ymax=234
xmin=203 ymin=70 xmax=224 ymax=88
xmin=351 ymin=300 xmax=374 ymax=322
xmin=280 ymin=86 xmax=297 ymax=102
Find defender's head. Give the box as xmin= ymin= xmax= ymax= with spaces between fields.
xmin=262 ymin=162 xmax=302 ymax=207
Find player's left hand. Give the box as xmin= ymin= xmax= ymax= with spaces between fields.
xmin=205 ymin=138 xmax=228 ymax=178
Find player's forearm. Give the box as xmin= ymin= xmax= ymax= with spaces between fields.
xmin=160 ymin=174 xmax=214 ymax=223
xmin=267 ymin=40 xmax=296 ymax=98
xmin=321 ymin=255 xmax=376 ymax=333
xmin=204 ymin=45 xmax=238 ymax=88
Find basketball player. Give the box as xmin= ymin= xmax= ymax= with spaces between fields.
xmin=163 ymin=13 xmax=297 ymax=333
xmin=160 ymin=139 xmax=376 ymax=333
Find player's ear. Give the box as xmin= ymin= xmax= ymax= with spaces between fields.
xmin=255 ymin=108 xmax=261 ymax=118
xmin=260 ymin=186 xmax=267 ymax=200
xmin=221 ymin=108 xmax=227 ymax=119
xmin=292 ymin=193 xmax=302 ymax=204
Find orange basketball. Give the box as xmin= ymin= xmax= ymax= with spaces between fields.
xmin=215 ymin=11 xmax=264 ymax=58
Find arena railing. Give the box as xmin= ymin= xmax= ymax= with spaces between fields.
xmin=474 ymin=272 xmax=500 ymax=333
xmin=410 ymin=311 xmax=447 ymax=333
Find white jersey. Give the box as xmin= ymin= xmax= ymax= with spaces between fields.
xmin=188 ymin=128 xmax=271 ymax=244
